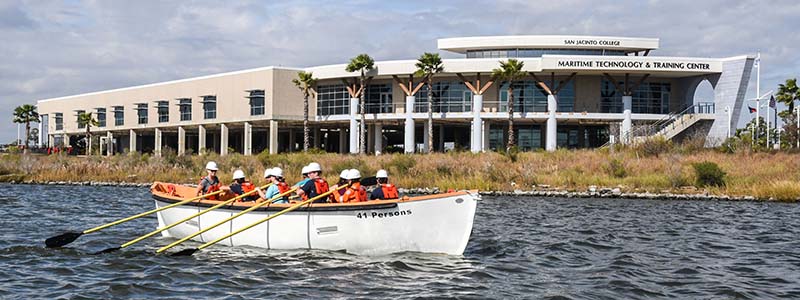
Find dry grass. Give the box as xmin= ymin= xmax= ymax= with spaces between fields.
xmin=2 ymin=148 xmax=799 ymax=201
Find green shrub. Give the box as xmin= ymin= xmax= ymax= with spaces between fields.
xmin=692 ymin=161 xmax=726 ymax=187
xmin=606 ymin=158 xmax=627 ymax=178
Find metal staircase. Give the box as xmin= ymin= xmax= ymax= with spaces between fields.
xmin=612 ymin=102 xmax=715 ymax=145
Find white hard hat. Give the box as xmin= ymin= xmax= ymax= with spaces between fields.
xmin=345 ymin=169 xmax=362 ymax=180
xmin=205 ymin=161 xmax=219 ymax=171
xmin=232 ymin=169 xmax=245 ymax=180
xmin=376 ymin=169 xmax=388 ymax=178
xmin=339 ymin=169 xmax=349 ymax=178
xmin=301 ymin=166 xmax=311 ymax=175
xmin=307 ymin=162 xmax=322 ymax=173
xmin=272 ymin=167 xmax=284 ymax=178
xmin=263 ymin=168 xmax=274 ymax=178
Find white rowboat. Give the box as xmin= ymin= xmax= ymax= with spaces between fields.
xmin=151 ymin=183 xmax=479 ymax=255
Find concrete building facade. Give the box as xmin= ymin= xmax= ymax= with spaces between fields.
xmin=36 ymin=35 xmax=754 ymax=156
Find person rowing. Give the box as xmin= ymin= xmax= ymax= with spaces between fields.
xmin=195 ymin=161 xmax=220 ymax=200
xmin=332 ymin=169 xmax=367 ymax=203
xmin=225 ymin=169 xmax=259 ymax=202
xmin=370 ymin=169 xmax=399 ymax=200
xmin=295 ymin=162 xmax=329 ymax=203
xmin=258 ymin=167 xmax=290 ymax=203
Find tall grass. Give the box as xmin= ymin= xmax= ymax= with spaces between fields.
xmin=1 ymin=147 xmax=799 ymax=201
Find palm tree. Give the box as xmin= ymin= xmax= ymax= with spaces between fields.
xmin=77 ymin=112 xmax=99 ymax=155
xmin=12 ymin=104 xmax=39 ymax=154
xmin=345 ymin=53 xmax=375 ymax=154
xmin=777 ymin=78 xmax=799 ymax=117
xmin=293 ymin=71 xmax=318 ymax=152
xmin=415 ymin=52 xmax=444 ymax=153
xmin=491 ymin=59 xmax=525 ymax=151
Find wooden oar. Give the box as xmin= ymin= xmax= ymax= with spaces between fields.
xmin=169 ymin=184 xmax=348 ymax=257
xmin=156 ymin=186 xmax=302 ymax=254
xmin=93 ymin=183 xmax=271 ymax=254
xmin=45 ymin=187 xmax=225 ymax=248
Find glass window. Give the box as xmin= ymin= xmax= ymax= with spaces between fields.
xmin=317 ymin=84 xmax=350 ymax=116
xmin=465 ymin=48 xmax=627 ymax=58
xmin=113 ymin=106 xmax=124 ymax=126
xmin=178 ymin=98 xmax=192 ymax=121
xmin=414 ymin=81 xmax=472 ymax=113
xmin=136 ymin=104 xmax=148 ymax=124
xmin=248 ymin=90 xmax=265 ymax=116
xmin=96 ymin=108 xmax=106 ymax=127
xmin=202 ymin=96 xmax=216 ymax=119
xmin=601 ymin=79 xmax=671 ymax=114
xmin=364 ymin=84 xmax=393 ymax=113
xmin=55 ymin=113 xmax=63 ymax=131
xmin=156 ymin=101 xmax=169 ymax=123
xmin=75 ymin=110 xmax=85 ymax=129
xmin=498 ymin=80 xmax=574 ymax=113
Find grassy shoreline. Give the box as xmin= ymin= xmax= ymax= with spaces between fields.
xmin=1 ymin=148 xmax=799 ymax=201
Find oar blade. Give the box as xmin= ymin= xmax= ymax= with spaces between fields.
xmin=170 ymin=248 xmax=199 ymax=257
xmin=93 ymin=247 xmax=121 ymax=255
xmin=360 ymin=176 xmax=378 ymax=186
xmin=45 ymin=231 xmax=84 ymax=248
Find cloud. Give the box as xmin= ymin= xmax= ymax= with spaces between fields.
xmin=1 ymin=0 xmax=798 ymax=142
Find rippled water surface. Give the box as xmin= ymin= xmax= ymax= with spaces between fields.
xmin=1 ymin=184 xmax=799 ymax=299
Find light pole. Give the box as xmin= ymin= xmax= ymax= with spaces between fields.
xmin=796 ymin=106 xmax=799 ymax=148
xmin=725 ymin=106 xmax=731 ymax=138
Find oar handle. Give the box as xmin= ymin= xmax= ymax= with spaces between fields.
xmin=82 ymin=186 xmax=226 ymax=234
xmin=120 ymin=183 xmax=271 ymax=249
xmin=156 ymin=186 xmax=299 ymax=253
xmin=197 ymin=184 xmax=349 ymax=251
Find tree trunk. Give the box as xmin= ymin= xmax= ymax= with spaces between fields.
xmin=427 ymin=76 xmax=433 ymax=153
xmin=359 ymin=73 xmax=366 ymax=154
xmin=303 ymin=92 xmax=310 ymax=152
xmin=507 ymin=85 xmax=515 ymax=151
xmin=24 ymin=122 xmax=30 ymax=154
xmin=85 ymin=126 xmax=91 ymax=156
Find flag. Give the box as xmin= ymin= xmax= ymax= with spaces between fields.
xmin=769 ymin=95 xmax=776 ymax=108
xmin=749 ymin=106 xmax=757 ymax=113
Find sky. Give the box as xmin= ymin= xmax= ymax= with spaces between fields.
xmin=2 ymin=0 xmax=799 ymax=143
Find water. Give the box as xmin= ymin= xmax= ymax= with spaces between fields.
xmin=1 ymin=184 xmax=799 ymax=299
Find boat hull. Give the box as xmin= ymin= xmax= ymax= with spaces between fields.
xmin=153 ymin=189 xmax=478 ymax=255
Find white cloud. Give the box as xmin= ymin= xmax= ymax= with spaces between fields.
xmin=1 ymin=0 xmax=798 ymax=142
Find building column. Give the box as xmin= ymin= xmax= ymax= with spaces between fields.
xmin=313 ymin=127 xmax=321 ymax=149
xmin=546 ymin=94 xmax=558 ymax=152
xmin=422 ymin=121 xmax=430 ymax=153
xmin=621 ymin=95 xmax=633 ymax=144
xmin=339 ymin=128 xmax=347 ymax=154
xmin=220 ymin=124 xmax=228 ymax=156
xmin=367 ymin=124 xmax=375 ymax=154
xmin=154 ymin=128 xmax=162 ymax=157
xmin=244 ymin=122 xmax=252 ymax=155
xmin=198 ymin=125 xmax=206 ymax=154
xmin=349 ymin=97 xmax=359 ymax=154
xmin=178 ymin=126 xmax=186 ymax=155
xmin=438 ymin=124 xmax=445 ymax=151
xmin=106 ymin=131 xmax=114 ymax=156
xmin=48 ymin=134 xmax=55 ymax=149
xmin=470 ymin=94 xmax=484 ymax=153
xmin=404 ymin=95 xmax=416 ymax=153
xmin=269 ymin=120 xmax=278 ymax=154
xmin=37 ymin=121 xmax=43 ymax=147
xmin=482 ymin=121 xmax=490 ymax=151
xmin=288 ymin=128 xmax=296 ymax=153
xmin=374 ymin=124 xmax=383 ymax=155
xmin=129 ymin=129 xmax=137 ymax=153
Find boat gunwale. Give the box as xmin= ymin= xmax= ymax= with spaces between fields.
xmin=150 ymin=182 xmax=473 ymax=212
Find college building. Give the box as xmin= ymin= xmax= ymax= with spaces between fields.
xmin=35 ymin=35 xmax=754 ymax=156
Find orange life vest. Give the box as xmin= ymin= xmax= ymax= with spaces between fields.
xmin=276 ymin=181 xmax=290 ymax=194
xmin=241 ymin=181 xmax=255 ymax=194
xmin=340 ymin=183 xmax=367 ymax=203
xmin=302 ymin=178 xmax=330 ymax=201
xmin=380 ymin=183 xmax=399 ymax=199
xmin=199 ymin=176 xmax=220 ymax=200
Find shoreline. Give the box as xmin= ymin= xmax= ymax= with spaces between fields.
xmin=4 ymin=179 xmax=777 ymax=202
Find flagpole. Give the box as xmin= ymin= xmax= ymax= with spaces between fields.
xmin=755 ymin=51 xmax=761 ymax=143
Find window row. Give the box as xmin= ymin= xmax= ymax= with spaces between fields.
xmin=51 ymin=91 xmax=265 ymax=128
xmin=466 ymin=48 xmax=628 ymax=59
